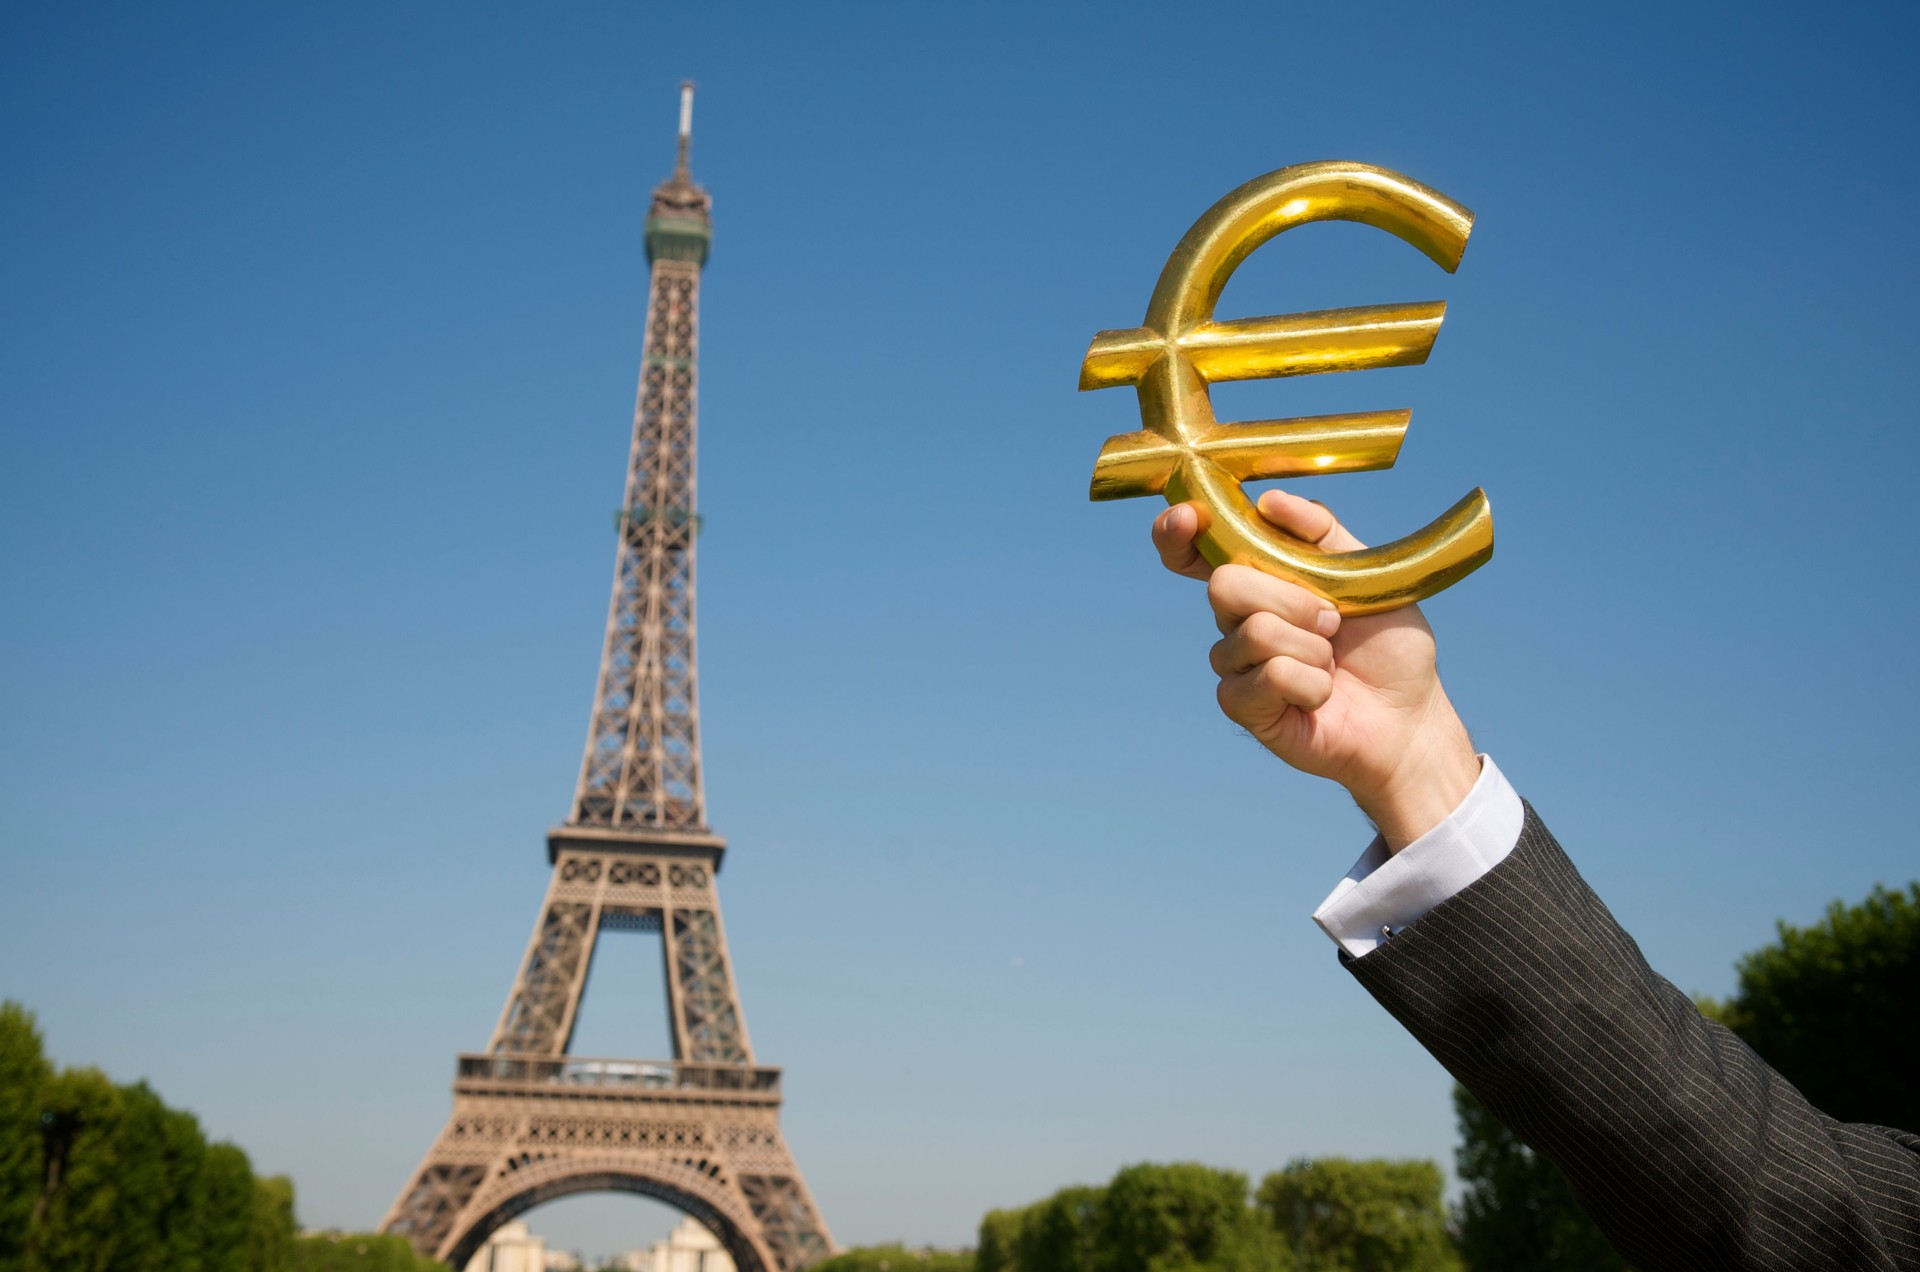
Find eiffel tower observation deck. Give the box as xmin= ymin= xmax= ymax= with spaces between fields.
xmin=382 ymin=85 xmax=835 ymax=1271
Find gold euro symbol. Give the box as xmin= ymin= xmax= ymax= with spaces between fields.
xmin=1082 ymin=161 xmax=1493 ymax=615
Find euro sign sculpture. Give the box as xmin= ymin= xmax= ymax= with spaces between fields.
xmin=1082 ymin=161 xmax=1493 ymax=615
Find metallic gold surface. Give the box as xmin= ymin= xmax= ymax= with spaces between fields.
xmin=1081 ymin=161 xmax=1494 ymax=615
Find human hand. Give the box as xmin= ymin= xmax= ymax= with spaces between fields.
xmin=1152 ymin=490 xmax=1479 ymax=851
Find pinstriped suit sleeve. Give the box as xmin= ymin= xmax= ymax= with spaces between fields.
xmin=1346 ymin=803 xmax=1920 ymax=1271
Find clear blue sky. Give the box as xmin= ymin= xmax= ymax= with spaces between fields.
xmin=4 ymin=0 xmax=1917 ymax=1261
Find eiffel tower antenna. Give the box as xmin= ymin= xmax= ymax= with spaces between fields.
xmin=676 ymin=80 xmax=694 ymax=178
xmin=382 ymin=86 xmax=835 ymax=1271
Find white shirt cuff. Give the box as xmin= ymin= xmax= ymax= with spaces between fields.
xmin=1311 ymin=754 xmax=1524 ymax=959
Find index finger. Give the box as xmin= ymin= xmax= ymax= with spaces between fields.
xmin=1206 ymin=564 xmax=1341 ymax=639
xmin=1150 ymin=502 xmax=1212 ymax=581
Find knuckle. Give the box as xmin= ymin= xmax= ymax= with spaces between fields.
xmin=1272 ymin=580 xmax=1320 ymax=621
xmin=1241 ymin=610 xmax=1283 ymax=647
xmin=1212 ymin=563 xmax=1262 ymax=599
xmin=1215 ymin=676 xmax=1251 ymax=721
xmin=1259 ymin=656 xmax=1300 ymax=693
xmin=1206 ymin=568 xmax=1242 ymax=608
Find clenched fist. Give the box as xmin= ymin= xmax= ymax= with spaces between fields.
xmin=1153 ymin=489 xmax=1480 ymax=852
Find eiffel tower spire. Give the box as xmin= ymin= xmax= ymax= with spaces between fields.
xmin=570 ymin=80 xmax=713 ymax=835
xmin=674 ymin=80 xmax=694 ymax=180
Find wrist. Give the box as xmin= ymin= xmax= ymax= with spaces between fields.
xmin=1351 ymin=697 xmax=1479 ymax=853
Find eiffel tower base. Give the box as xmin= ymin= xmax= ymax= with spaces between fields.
xmin=381 ymin=839 xmax=833 ymax=1270
xmin=385 ymin=1056 xmax=826 ymax=1271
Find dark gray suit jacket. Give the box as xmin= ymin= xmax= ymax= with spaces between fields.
xmin=1346 ymin=804 xmax=1920 ymax=1270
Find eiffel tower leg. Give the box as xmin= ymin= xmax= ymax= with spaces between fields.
xmin=737 ymin=1164 xmax=835 ymax=1272
xmin=490 ymin=860 xmax=605 ymax=1055
xmin=662 ymin=865 xmax=749 ymax=1063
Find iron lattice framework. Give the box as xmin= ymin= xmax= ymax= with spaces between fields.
xmin=573 ymin=240 xmax=707 ymax=833
xmin=383 ymin=87 xmax=834 ymax=1272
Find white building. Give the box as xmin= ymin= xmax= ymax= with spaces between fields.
xmin=464 ymin=1220 xmax=548 ymax=1272
xmin=606 ymin=1217 xmax=736 ymax=1272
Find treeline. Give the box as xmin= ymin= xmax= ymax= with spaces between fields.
xmin=289 ymin=1231 xmax=444 ymax=1272
xmin=1 ymin=1002 xmax=440 ymax=1272
xmin=981 ymin=1157 xmax=1457 ymax=1272
xmin=809 ymin=1244 xmax=973 ymax=1272
xmin=815 ymin=1158 xmax=1458 ymax=1272
xmin=0 ymin=1001 xmax=295 ymax=1271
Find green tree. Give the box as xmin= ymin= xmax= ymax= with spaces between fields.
xmin=24 ymin=1066 xmax=126 ymax=1272
xmin=981 ymin=1167 xmax=1292 ymax=1272
xmin=1451 ymin=1086 xmax=1623 ymax=1272
xmin=201 ymin=1142 xmax=256 ymax=1272
xmin=1025 ymin=1185 xmax=1105 ymax=1272
xmin=249 ymin=1174 xmax=298 ymax=1272
xmin=1713 ymin=881 xmax=1920 ymax=1132
xmin=112 ymin=1080 xmax=213 ymax=1271
xmin=808 ymin=1243 xmax=973 ymax=1272
xmin=0 ymin=1001 xmax=52 ymax=1265
xmin=1097 ymin=1162 xmax=1285 ymax=1272
xmin=293 ymin=1230 xmax=444 ymax=1272
xmin=5 ymin=1001 xmax=302 ymax=1271
xmin=1254 ymin=1157 xmax=1458 ymax=1272
xmin=979 ymin=1205 xmax=1026 ymax=1272
xmin=979 ymin=1186 xmax=1103 ymax=1272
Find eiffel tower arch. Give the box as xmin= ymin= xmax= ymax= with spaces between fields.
xmin=382 ymin=85 xmax=834 ymax=1271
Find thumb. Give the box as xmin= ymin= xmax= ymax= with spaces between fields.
xmin=1256 ymin=489 xmax=1367 ymax=552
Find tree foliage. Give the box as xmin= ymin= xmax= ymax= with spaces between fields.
xmin=0 ymin=1000 xmax=299 ymax=1272
xmin=1255 ymin=1157 xmax=1459 ymax=1272
xmin=203 ymin=1143 xmax=259 ymax=1272
xmin=1715 ymin=881 xmax=1920 ymax=1133
xmin=0 ymin=1002 xmax=51 ymax=1265
xmin=1097 ymin=1163 xmax=1279 ymax=1272
xmin=980 ymin=1156 xmax=1469 ymax=1272
xmin=250 ymin=1175 xmax=298 ymax=1272
xmin=291 ymin=1231 xmax=444 ymax=1272
xmin=28 ymin=1064 xmax=127 ymax=1272
xmin=981 ymin=1165 xmax=1284 ymax=1272
xmin=979 ymin=1183 xmax=1106 ymax=1272
xmin=808 ymin=1242 xmax=973 ymax=1272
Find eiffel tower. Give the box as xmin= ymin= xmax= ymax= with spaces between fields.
xmin=382 ymin=85 xmax=835 ymax=1272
